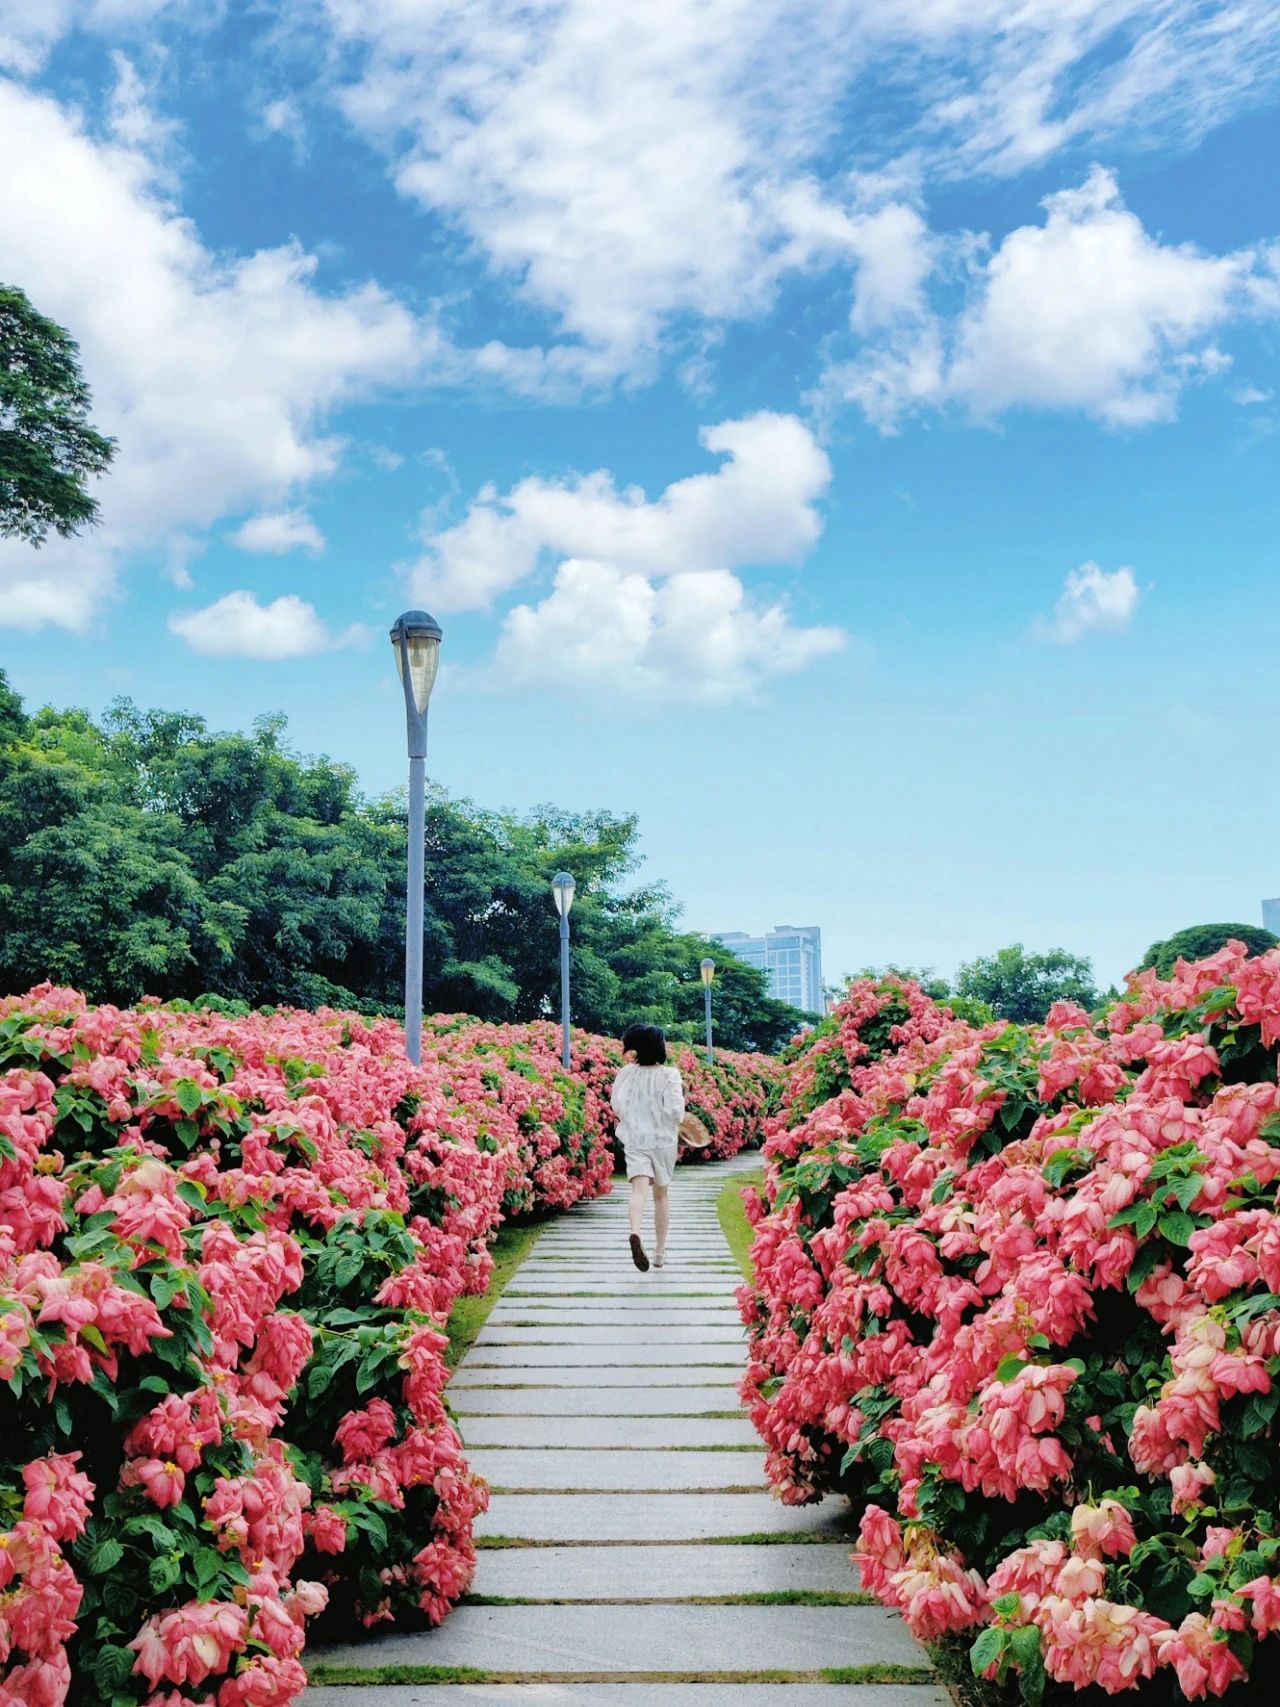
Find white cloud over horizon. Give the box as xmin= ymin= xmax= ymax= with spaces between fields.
xmin=0 ymin=74 xmax=431 ymax=630
xmin=1037 ymin=561 xmax=1141 ymax=642
xmin=826 ymin=168 xmax=1277 ymax=431
xmin=411 ymin=412 xmax=842 ymax=700
xmin=167 ymin=589 xmax=364 ymax=658
xmin=228 ymin=508 xmax=327 ymax=555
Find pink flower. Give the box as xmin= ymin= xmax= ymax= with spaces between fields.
xmin=20 ymin=1453 xmax=94 ymax=1542
xmin=1163 ymin=1612 xmax=1247 ymax=1698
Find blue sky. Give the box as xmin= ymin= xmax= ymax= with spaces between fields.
xmin=2 ymin=1 xmax=1279 ymax=991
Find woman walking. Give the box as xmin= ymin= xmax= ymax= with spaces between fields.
xmin=611 ymin=1023 xmax=704 ymax=1271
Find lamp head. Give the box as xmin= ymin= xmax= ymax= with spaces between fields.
xmin=552 ymin=871 xmax=576 ymax=918
xmin=390 ymin=610 xmax=443 ymax=714
xmin=700 ymin=957 xmax=716 ymax=986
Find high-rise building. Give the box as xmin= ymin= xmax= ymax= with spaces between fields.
xmin=713 ymin=925 xmax=824 ymax=1014
xmin=1263 ymin=898 xmax=1280 ymax=937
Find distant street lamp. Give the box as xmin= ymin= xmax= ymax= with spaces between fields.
xmin=700 ymin=957 xmax=716 ymax=1064
xmin=391 ymin=609 xmax=442 ymax=1066
xmin=552 ymin=872 xmax=576 ymax=1070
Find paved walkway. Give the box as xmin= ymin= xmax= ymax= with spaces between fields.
xmin=304 ymin=1154 xmax=946 ymax=1706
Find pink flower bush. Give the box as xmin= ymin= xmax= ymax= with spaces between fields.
xmin=742 ymin=957 xmax=1280 ymax=1701
xmin=2 ymin=988 xmax=772 ymax=1704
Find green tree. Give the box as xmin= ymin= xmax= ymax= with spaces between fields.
xmin=1139 ymin=922 xmax=1278 ymax=979
xmin=953 ymin=943 xmax=1099 ymax=1024
xmin=0 ymin=673 xmax=799 ymax=1050
xmin=1 ymin=285 xmax=116 ymax=544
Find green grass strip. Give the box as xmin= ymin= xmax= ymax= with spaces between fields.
xmin=444 ymin=1219 xmax=546 ymax=1374
xmin=307 ymin=1664 xmax=488 ymax=1685
xmin=717 ymin=1168 xmax=763 ymax=1281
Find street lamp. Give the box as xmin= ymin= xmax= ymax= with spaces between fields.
xmin=700 ymin=957 xmax=716 ymax=1064
xmin=552 ymin=872 xmax=576 ymax=1070
xmin=390 ymin=609 xmax=442 ymax=1066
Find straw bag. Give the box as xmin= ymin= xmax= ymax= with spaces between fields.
xmin=678 ymin=1113 xmax=711 ymax=1148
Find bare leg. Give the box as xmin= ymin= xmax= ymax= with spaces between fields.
xmin=653 ymin=1183 xmax=670 ymax=1260
xmin=629 ymin=1176 xmax=651 ymax=1237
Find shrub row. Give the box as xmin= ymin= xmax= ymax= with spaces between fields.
xmin=739 ymin=951 xmax=1280 ymax=1702
xmin=0 ymin=987 xmax=772 ymax=1707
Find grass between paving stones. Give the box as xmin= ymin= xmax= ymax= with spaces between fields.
xmin=307 ymin=1667 xmax=936 ymax=1686
xmin=717 ymin=1167 xmax=763 ymax=1281
xmin=444 ymin=1218 xmax=546 ymax=1373
xmin=459 ymin=1590 xmax=875 ymax=1606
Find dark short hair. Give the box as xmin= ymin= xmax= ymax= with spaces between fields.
xmin=621 ymin=1023 xmax=667 ymax=1066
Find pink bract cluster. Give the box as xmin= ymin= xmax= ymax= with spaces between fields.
xmin=740 ymin=952 xmax=1280 ymax=1702
xmin=1 ymin=988 xmax=771 ymax=1706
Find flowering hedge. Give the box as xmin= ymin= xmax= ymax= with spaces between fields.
xmin=1 ymin=987 xmax=771 ymax=1706
xmin=739 ymin=951 xmax=1280 ymax=1702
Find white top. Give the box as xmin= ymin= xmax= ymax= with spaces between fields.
xmin=611 ymin=1062 xmax=684 ymax=1150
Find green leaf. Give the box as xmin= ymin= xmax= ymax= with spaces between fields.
xmin=175 ymin=1080 xmax=203 ymax=1116
xmin=1158 ymin=1210 xmax=1196 ymax=1246
xmin=970 ymin=1627 xmax=1007 ymax=1676
xmin=148 ymin=1553 xmax=183 ymax=1594
xmin=86 ymin=1537 xmax=125 ymax=1575
xmin=995 ymin=1355 xmax=1026 ymax=1383
xmin=992 ymin=1592 xmax=1022 ymax=1618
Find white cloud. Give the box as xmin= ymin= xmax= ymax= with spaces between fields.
xmin=1037 ymin=561 xmax=1141 ymax=642
xmin=167 ymin=590 xmax=362 ymax=658
xmin=412 ymin=412 xmax=831 ymax=611
xmin=826 ymin=168 xmax=1275 ymax=430
xmin=406 ymin=412 xmax=840 ymax=700
xmin=228 ymin=508 xmax=326 ymax=555
xmin=1232 ymin=384 xmax=1273 ymax=406
xmin=0 ymin=1 xmax=192 ymax=73
xmin=0 ymin=75 xmax=432 ymax=629
xmin=308 ymin=1 xmax=1280 ymax=378
xmin=494 ymin=560 xmax=844 ymax=703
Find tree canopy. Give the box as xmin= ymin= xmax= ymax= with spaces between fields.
xmin=0 ymin=673 xmax=800 ymax=1051
xmin=0 ymin=284 xmax=116 ymax=545
xmin=1139 ymin=922 xmax=1278 ymax=979
xmin=953 ymin=942 xmax=1099 ymax=1024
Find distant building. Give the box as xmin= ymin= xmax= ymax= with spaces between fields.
xmin=714 ymin=924 xmax=824 ymax=1015
xmin=1264 ymin=899 xmax=1280 ymax=937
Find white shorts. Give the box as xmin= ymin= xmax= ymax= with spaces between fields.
xmin=624 ymin=1143 xmax=677 ymax=1186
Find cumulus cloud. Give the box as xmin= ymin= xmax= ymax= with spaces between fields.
xmin=1037 ymin=562 xmax=1141 ymax=643
xmin=826 ymin=168 xmax=1275 ymax=430
xmin=309 ymin=0 xmax=1280 ymax=377
xmin=228 ymin=508 xmax=326 ymax=555
xmin=167 ymin=590 xmax=363 ymax=658
xmin=0 ymin=75 xmax=432 ymax=629
xmin=411 ymin=412 xmax=831 ymax=611
xmin=494 ymin=561 xmax=843 ymax=703
xmin=408 ymin=412 xmax=840 ymax=700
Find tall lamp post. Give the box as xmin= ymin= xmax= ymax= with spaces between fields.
xmin=552 ymin=872 xmax=576 ymax=1070
xmin=391 ymin=609 xmax=442 ymax=1066
xmin=700 ymin=957 xmax=716 ymax=1065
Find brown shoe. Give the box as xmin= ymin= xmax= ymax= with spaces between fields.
xmin=629 ymin=1234 xmax=650 ymax=1272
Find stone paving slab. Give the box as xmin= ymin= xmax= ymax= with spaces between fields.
xmin=465 ymin=1343 xmax=741 ymax=1367
xmin=488 ymin=1297 xmax=740 ymax=1310
xmin=504 ymin=1283 xmax=731 ymax=1295
xmin=457 ymin=1414 xmax=759 ymax=1448
xmin=450 ymin=1385 xmax=744 ymax=1416
xmin=475 ymin=1324 xmax=745 ymax=1345
xmin=304 ymin=1687 xmax=948 ymax=1706
xmin=471 ymin=1541 xmax=857 ymax=1598
xmin=451 ymin=1366 xmax=741 ymax=1388
xmin=309 ymin=1604 xmax=922 ymax=1675
xmin=468 ymin=1448 xmax=765 ymax=1491
xmin=485 ymin=1307 xmax=743 ymax=1325
xmin=475 ymin=1492 xmax=854 ymax=1542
